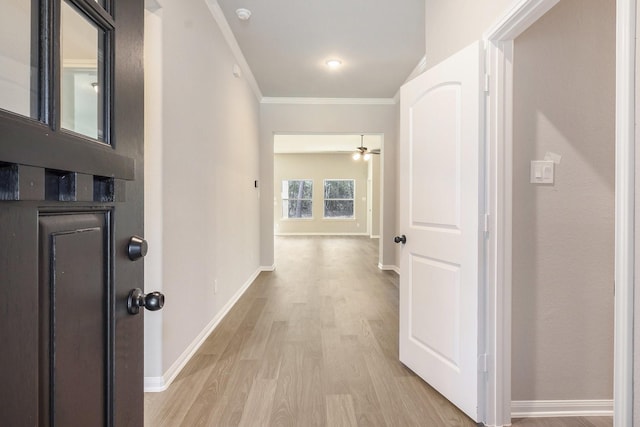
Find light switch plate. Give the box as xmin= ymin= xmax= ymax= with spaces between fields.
xmin=530 ymin=160 xmax=554 ymax=184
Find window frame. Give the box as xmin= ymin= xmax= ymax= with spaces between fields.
xmin=281 ymin=179 xmax=314 ymax=220
xmin=0 ymin=0 xmax=114 ymax=144
xmin=323 ymin=178 xmax=356 ymax=220
xmin=57 ymin=0 xmax=114 ymax=144
xmin=0 ymin=0 xmax=133 ymax=180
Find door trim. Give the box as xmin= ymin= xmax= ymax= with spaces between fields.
xmin=483 ymin=2 xmax=560 ymax=424
xmin=613 ymin=1 xmax=636 ymax=425
xmin=484 ymin=0 xmax=634 ymax=425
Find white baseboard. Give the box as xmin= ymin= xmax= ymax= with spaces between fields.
xmin=511 ymin=400 xmax=614 ymax=418
xmin=370 ymin=235 xmax=380 ymax=239
xmin=260 ymin=264 xmax=276 ymax=272
xmin=144 ymin=267 xmax=261 ymax=392
xmin=378 ymin=264 xmax=400 ymax=275
xmin=143 ymin=376 xmax=166 ymax=392
xmin=275 ymin=232 xmax=370 ymax=236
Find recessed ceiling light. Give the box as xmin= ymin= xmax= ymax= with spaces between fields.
xmin=236 ymin=8 xmax=251 ymax=20
xmin=326 ymin=59 xmax=342 ymax=69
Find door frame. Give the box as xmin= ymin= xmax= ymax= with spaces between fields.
xmin=367 ymin=158 xmax=373 ymax=237
xmin=483 ymin=0 xmax=634 ymax=425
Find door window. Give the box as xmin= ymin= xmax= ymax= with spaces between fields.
xmin=0 ymin=0 xmax=38 ymax=119
xmin=0 ymin=0 xmax=114 ymax=144
xmin=60 ymin=0 xmax=106 ymax=140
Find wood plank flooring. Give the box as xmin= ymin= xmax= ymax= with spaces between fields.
xmin=145 ymin=236 xmax=613 ymax=427
xmin=512 ymin=418 xmax=613 ymax=427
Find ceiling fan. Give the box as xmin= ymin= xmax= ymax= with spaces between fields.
xmin=353 ymin=135 xmax=380 ymax=160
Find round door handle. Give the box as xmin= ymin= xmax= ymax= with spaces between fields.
xmin=394 ymin=235 xmax=407 ymax=244
xmin=127 ymin=288 xmax=165 ymax=315
xmin=128 ymin=236 xmax=148 ymax=261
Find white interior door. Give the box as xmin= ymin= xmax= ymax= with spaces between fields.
xmin=399 ymin=41 xmax=483 ymax=422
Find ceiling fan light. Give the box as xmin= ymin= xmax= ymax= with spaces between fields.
xmin=352 ymin=152 xmax=361 ymax=160
xmin=364 ymin=153 xmax=371 ymax=161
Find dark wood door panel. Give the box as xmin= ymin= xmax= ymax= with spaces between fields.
xmin=54 ymin=228 xmax=106 ymax=426
xmin=0 ymin=115 xmax=135 ymax=180
xmin=39 ymin=212 xmax=112 ymax=427
xmin=0 ymin=0 xmax=145 ymax=425
xmin=0 ymin=204 xmax=39 ymax=426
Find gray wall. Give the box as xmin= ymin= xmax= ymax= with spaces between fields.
xmin=371 ymin=154 xmax=381 ymax=237
xmin=144 ymin=0 xmax=261 ymax=379
xmin=635 ymin=3 xmax=640 ymax=423
xmin=512 ymin=0 xmax=615 ymax=401
xmin=260 ymin=103 xmax=398 ymax=269
xmin=424 ymin=0 xmax=512 ymax=69
xmin=274 ymin=153 xmax=369 ymax=235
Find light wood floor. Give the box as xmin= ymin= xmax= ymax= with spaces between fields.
xmin=511 ymin=418 xmax=612 ymax=427
xmin=145 ymin=236 xmax=613 ymax=427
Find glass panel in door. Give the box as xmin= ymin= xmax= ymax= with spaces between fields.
xmin=61 ymin=0 xmax=106 ymax=141
xmin=0 ymin=0 xmax=38 ymax=119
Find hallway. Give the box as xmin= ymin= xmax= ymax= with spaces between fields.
xmin=144 ymin=236 xmax=477 ymax=426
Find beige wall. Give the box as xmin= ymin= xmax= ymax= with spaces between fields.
xmin=144 ymin=0 xmax=261 ymax=379
xmin=424 ymin=0 xmax=512 ymax=69
xmin=274 ymin=153 xmax=369 ymax=235
xmin=260 ymin=103 xmax=398 ymax=269
xmin=512 ymin=0 xmax=615 ymax=401
xmin=635 ymin=3 xmax=640 ymax=423
xmin=371 ymin=154 xmax=381 ymax=237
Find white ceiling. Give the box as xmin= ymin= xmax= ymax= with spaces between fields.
xmin=215 ymin=0 xmax=425 ymax=99
xmin=274 ymin=134 xmax=382 ymax=154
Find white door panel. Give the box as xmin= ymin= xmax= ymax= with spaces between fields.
xmin=410 ymin=83 xmax=462 ymax=229
xmin=399 ymin=41 xmax=483 ymax=422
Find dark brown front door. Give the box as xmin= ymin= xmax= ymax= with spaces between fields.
xmin=0 ymin=0 xmax=146 ymax=425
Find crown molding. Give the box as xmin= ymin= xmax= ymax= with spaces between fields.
xmin=261 ymin=97 xmax=396 ymax=105
xmin=483 ymin=0 xmax=560 ymax=41
xmin=204 ymin=0 xmax=263 ymax=101
xmin=393 ymin=55 xmax=427 ymax=102
xmin=405 ymin=56 xmax=427 ymax=83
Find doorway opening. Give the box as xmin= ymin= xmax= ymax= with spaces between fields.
xmin=510 ymin=0 xmax=615 ymax=421
xmin=272 ymin=133 xmax=384 ymax=266
xmin=483 ymin=0 xmax=632 ymax=424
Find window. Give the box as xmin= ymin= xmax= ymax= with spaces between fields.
xmin=324 ymin=179 xmax=355 ymax=218
xmin=282 ymin=180 xmax=313 ymax=218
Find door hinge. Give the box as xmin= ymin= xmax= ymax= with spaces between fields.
xmin=483 ymin=213 xmax=490 ymax=238
xmin=484 ymin=73 xmax=490 ymax=93
xmin=478 ymin=353 xmax=489 ymax=373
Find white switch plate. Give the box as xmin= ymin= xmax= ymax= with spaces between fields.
xmin=530 ymin=160 xmax=554 ymax=184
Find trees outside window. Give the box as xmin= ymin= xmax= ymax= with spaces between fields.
xmin=282 ymin=180 xmax=313 ymax=218
xmin=324 ymin=179 xmax=355 ymax=218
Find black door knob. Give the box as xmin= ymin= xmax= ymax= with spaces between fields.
xmin=394 ymin=235 xmax=407 ymax=244
xmin=128 ymin=236 xmax=148 ymax=261
xmin=127 ymin=288 xmax=165 ymax=315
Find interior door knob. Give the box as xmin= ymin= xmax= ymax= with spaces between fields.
xmin=127 ymin=288 xmax=165 ymax=315
xmin=394 ymin=234 xmax=407 ymax=244
xmin=128 ymin=236 xmax=148 ymax=261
